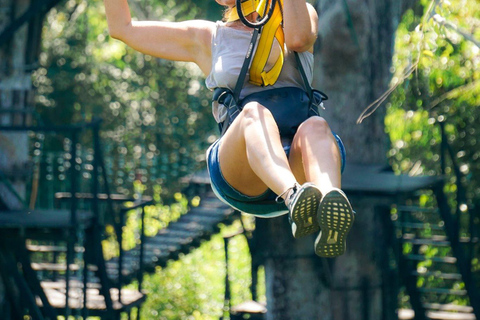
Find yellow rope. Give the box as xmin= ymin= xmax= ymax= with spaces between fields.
xmin=227 ymin=0 xmax=284 ymax=86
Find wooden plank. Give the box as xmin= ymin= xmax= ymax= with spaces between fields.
xmin=39 ymin=283 xmax=145 ymax=311
xmin=54 ymin=192 xmax=152 ymax=203
xmin=190 ymin=164 xmax=444 ymax=197
xmin=401 ymin=234 xmax=477 ymax=245
xmin=26 ymin=244 xmax=84 ymax=253
xmin=412 ymin=271 xmax=462 ymax=280
xmin=158 ymin=228 xmax=199 ymax=238
xmin=175 ymin=215 xmax=221 ymax=227
xmin=190 ymin=205 xmax=232 ymax=217
xmin=142 ymin=242 xmax=180 ymax=255
xmin=419 ymin=287 xmax=468 ymax=296
xmin=41 ymin=280 xmax=101 ymax=290
xmin=31 ymin=263 xmax=98 ymax=272
xmin=147 ymin=236 xmax=194 ymax=247
xmin=341 ymin=164 xmax=443 ymax=195
xmin=402 ymin=237 xmax=451 ymax=246
xmin=0 ymin=209 xmax=93 ymax=229
xmin=398 ymin=309 xmax=476 ymax=320
xmin=424 ymin=303 xmax=474 ymax=313
xmin=395 ymin=222 xmax=445 ymax=231
xmin=406 ymin=254 xmax=457 ymax=264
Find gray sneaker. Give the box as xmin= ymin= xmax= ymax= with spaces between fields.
xmin=286 ymin=183 xmax=322 ymax=238
xmin=314 ymin=188 xmax=355 ymax=257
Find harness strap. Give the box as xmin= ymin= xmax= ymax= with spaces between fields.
xmin=294 ymin=51 xmax=329 ymax=105
xmin=233 ymin=27 xmax=261 ymax=101
xmin=213 ymin=27 xmax=261 ymax=136
xmin=294 ymin=52 xmax=313 ymax=101
xmin=228 ymin=0 xmax=285 ymax=86
xmin=214 ymin=2 xmax=329 ymax=136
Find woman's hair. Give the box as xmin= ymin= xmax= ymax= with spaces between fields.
xmin=222 ymin=6 xmax=233 ymax=21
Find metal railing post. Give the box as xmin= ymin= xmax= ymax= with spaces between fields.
xmin=118 ymin=210 xmax=124 ymax=305
xmin=138 ymin=206 xmax=146 ymax=293
xmin=65 ymin=129 xmax=79 ymax=319
xmin=223 ymin=237 xmax=231 ymax=318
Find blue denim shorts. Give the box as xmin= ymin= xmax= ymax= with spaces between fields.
xmin=206 ymin=129 xmax=347 ymax=218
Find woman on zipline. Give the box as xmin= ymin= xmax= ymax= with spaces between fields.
xmin=104 ymin=0 xmax=354 ymax=257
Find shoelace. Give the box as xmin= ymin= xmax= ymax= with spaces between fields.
xmin=275 ymin=182 xmax=300 ymax=204
xmin=227 ymin=0 xmax=285 ymax=86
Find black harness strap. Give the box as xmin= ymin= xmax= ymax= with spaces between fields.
xmin=216 ymin=27 xmax=261 ymax=136
xmin=233 ymin=27 xmax=261 ymax=101
xmin=294 ymin=51 xmax=328 ymax=103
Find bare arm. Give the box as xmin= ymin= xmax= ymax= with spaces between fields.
xmin=104 ymin=0 xmax=214 ymax=75
xmin=283 ymin=1 xmax=318 ymax=52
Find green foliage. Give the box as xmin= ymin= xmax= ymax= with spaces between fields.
xmin=100 ymin=190 xmax=258 ymax=319
xmin=33 ymin=1 xmax=259 ymax=318
xmin=387 ymin=0 xmax=480 ymax=203
xmin=32 ymin=0 xmax=480 ymax=316
xmin=33 ymin=0 xmax=220 ymax=199
xmin=387 ymin=0 xmax=480 ymax=232
xmin=132 ymin=220 xmax=255 ymax=320
xmin=387 ymin=0 xmax=480 ymax=308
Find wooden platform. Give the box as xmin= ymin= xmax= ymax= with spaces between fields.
xmin=0 ymin=209 xmax=93 ymax=229
xmin=186 ymin=164 xmax=443 ymax=197
xmin=398 ymin=308 xmax=476 ymax=320
xmin=341 ymin=164 xmax=443 ymax=196
xmin=38 ymin=281 xmax=145 ymax=312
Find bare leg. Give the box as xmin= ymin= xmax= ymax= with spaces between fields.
xmin=288 ymin=116 xmax=354 ymax=257
xmin=288 ymin=116 xmax=342 ymax=195
xmin=218 ymin=102 xmax=297 ymax=198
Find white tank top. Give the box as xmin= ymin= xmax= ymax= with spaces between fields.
xmin=205 ymin=21 xmax=314 ymax=99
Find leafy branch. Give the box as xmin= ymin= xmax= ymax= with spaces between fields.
xmin=357 ymin=0 xmax=480 ymax=123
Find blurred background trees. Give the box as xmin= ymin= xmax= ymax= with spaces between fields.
xmin=33 ymin=0 xmax=220 ymax=199
xmin=388 ymin=0 xmax=480 ymax=202
xmin=28 ymin=0 xmax=480 ymax=318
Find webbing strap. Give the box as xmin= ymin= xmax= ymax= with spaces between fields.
xmin=228 ymin=0 xmax=285 ymax=86
xmin=294 ymin=51 xmax=329 ymax=104
xmin=233 ymin=27 xmax=260 ymax=101
xmin=215 ymin=27 xmax=260 ymax=136
xmin=294 ymin=52 xmax=313 ymax=101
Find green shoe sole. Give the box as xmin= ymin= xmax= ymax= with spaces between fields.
xmin=315 ymin=189 xmax=355 ymax=257
xmin=289 ymin=183 xmax=322 ymax=238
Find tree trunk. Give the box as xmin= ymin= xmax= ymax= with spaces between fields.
xmin=260 ymin=0 xmax=417 ymax=319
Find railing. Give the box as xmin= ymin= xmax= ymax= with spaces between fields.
xmin=438 ymin=120 xmax=478 ymax=278
xmin=0 ymin=117 xmax=100 ymax=317
xmin=26 ymin=130 xmax=195 ymax=209
xmin=435 ymin=119 xmax=480 ymax=318
xmin=0 ymin=114 xmax=150 ymax=318
xmin=373 ymin=118 xmax=480 ymax=319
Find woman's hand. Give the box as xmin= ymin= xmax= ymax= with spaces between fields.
xmin=104 ymin=0 xmax=215 ymax=75
xmin=282 ymin=0 xmax=318 ymax=52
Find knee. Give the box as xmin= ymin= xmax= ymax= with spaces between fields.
xmin=241 ymin=102 xmax=275 ymax=126
xmin=296 ymin=116 xmax=332 ymax=139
